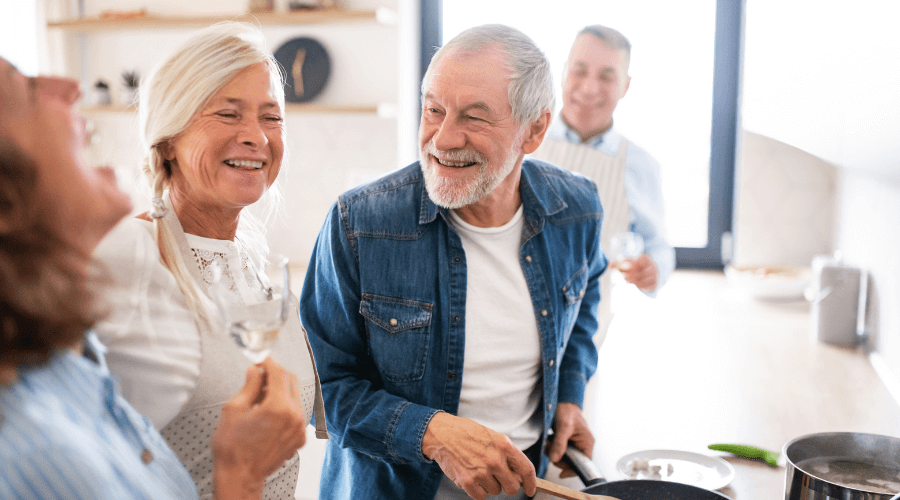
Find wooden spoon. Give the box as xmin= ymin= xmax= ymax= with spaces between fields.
xmin=535 ymin=477 xmax=621 ymax=500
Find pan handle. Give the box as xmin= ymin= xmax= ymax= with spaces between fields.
xmin=562 ymin=446 xmax=607 ymax=487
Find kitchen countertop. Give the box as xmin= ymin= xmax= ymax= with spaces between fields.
xmin=543 ymin=269 xmax=900 ymax=499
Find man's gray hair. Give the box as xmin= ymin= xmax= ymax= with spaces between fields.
xmin=423 ymin=24 xmax=554 ymax=126
xmin=577 ymin=25 xmax=632 ymax=71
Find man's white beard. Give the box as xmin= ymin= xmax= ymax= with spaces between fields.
xmin=419 ymin=132 xmax=523 ymax=210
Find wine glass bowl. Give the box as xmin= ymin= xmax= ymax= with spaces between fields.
xmin=609 ymin=232 xmax=644 ymax=271
xmin=209 ymin=254 xmax=292 ymax=364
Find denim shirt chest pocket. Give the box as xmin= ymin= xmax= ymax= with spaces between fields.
xmin=359 ymin=294 xmax=434 ymax=383
xmin=560 ymin=263 xmax=589 ymax=341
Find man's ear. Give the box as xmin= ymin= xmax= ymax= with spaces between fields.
xmin=621 ymin=75 xmax=632 ymax=100
xmin=521 ymin=110 xmax=552 ymax=155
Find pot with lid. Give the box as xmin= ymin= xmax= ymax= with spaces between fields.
xmin=784 ymin=432 xmax=900 ymax=500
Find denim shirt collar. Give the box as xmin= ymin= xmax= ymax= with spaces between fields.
xmin=417 ymin=159 xmax=568 ymax=227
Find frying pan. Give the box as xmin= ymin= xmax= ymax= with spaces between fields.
xmin=562 ymin=447 xmax=731 ymax=500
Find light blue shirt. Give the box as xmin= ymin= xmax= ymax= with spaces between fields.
xmin=0 ymin=333 xmax=197 ymax=500
xmin=548 ymin=118 xmax=676 ymax=292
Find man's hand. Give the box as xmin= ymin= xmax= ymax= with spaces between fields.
xmin=212 ymin=358 xmax=308 ymax=500
xmin=422 ymin=413 xmax=537 ymax=500
xmin=546 ymin=402 xmax=594 ymax=479
xmin=618 ymin=253 xmax=658 ymax=292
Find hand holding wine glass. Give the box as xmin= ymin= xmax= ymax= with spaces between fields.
xmin=209 ymin=254 xmax=292 ymax=364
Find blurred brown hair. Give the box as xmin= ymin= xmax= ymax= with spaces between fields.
xmin=0 ymin=135 xmax=100 ymax=367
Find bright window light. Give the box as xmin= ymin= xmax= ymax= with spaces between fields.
xmin=0 ymin=1 xmax=38 ymax=76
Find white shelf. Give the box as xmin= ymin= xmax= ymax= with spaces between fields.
xmin=47 ymin=8 xmax=390 ymax=32
xmin=79 ymin=103 xmax=392 ymax=116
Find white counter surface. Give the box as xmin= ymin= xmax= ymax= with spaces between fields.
xmin=572 ymin=269 xmax=900 ymax=499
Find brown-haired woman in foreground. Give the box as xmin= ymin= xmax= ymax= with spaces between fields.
xmin=0 ymin=56 xmax=307 ymax=500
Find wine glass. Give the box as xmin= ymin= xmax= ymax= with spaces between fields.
xmin=209 ymin=254 xmax=292 ymax=364
xmin=609 ymin=232 xmax=644 ymax=272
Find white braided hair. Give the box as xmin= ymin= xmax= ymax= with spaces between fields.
xmin=137 ymin=21 xmax=285 ymax=332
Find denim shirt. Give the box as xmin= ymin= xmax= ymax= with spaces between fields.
xmin=301 ymin=159 xmax=607 ymax=500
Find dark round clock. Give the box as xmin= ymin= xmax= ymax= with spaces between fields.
xmin=273 ymin=37 xmax=331 ymax=103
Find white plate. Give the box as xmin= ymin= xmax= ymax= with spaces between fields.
xmin=616 ymin=449 xmax=735 ymax=491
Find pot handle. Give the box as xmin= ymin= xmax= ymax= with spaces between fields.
xmin=562 ymin=446 xmax=607 ymax=487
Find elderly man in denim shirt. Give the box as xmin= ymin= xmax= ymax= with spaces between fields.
xmin=302 ymin=24 xmax=607 ymax=500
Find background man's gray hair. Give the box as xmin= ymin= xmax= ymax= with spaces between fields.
xmin=577 ymin=25 xmax=632 ymax=72
xmin=423 ymin=24 xmax=555 ymax=126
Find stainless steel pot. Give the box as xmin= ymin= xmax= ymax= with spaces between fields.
xmin=784 ymin=432 xmax=900 ymax=500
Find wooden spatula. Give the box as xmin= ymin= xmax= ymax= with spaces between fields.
xmin=535 ymin=477 xmax=621 ymax=500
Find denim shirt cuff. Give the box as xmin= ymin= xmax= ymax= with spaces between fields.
xmin=557 ymin=370 xmax=588 ymax=408
xmin=388 ymin=402 xmax=442 ymax=463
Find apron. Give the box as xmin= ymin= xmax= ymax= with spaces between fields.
xmin=529 ymin=137 xmax=632 ymax=348
xmin=156 ymin=194 xmax=328 ymax=500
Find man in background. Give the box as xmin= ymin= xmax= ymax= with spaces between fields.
xmin=550 ymin=25 xmax=675 ymax=295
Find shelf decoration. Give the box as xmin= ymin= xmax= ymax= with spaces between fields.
xmin=274 ymin=37 xmax=331 ymax=103
xmin=119 ymin=70 xmax=140 ymax=106
xmin=92 ymin=79 xmax=111 ymax=106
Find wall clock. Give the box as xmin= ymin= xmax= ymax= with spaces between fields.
xmin=273 ymin=37 xmax=331 ymax=103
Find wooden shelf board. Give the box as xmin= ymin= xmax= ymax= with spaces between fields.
xmin=79 ymin=103 xmax=380 ymax=114
xmin=48 ymin=8 xmax=378 ymax=32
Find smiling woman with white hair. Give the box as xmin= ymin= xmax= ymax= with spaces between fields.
xmin=92 ymin=21 xmax=328 ymax=500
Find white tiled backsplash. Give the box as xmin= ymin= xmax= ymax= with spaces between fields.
xmin=732 ymin=130 xmax=838 ymax=267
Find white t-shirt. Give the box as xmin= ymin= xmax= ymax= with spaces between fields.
xmin=450 ymin=205 xmax=543 ymax=446
xmin=435 ymin=206 xmax=542 ymax=500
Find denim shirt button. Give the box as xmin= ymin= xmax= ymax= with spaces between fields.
xmin=389 ymin=318 xmax=398 ymax=327
xmin=453 ymin=315 xmax=460 ymax=322
xmin=525 ymin=255 xmax=532 ymax=263
xmin=447 ymin=372 xmax=457 ymax=379
xmin=579 ymin=289 xmax=585 ymax=298
xmin=548 ymin=360 xmax=554 ymax=367
xmin=454 ymin=256 xmax=461 ymax=263
xmin=541 ymin=309 xmax=548 ymax=316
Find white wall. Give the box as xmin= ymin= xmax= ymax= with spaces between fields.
xmin=733 ymin=130 xmax=838 ymax=268
xmin=742 ymin=0 xmax=900 ymax=394
xmin=741 ymin=0 xmax=900 ymax=184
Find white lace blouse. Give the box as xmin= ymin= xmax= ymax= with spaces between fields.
xmin=91 ymin=217 xmax=299 ymax=429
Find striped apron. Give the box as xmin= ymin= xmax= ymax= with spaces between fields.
xmin=529 ymin=137 xmax=632 ymax=348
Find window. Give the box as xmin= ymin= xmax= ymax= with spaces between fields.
xmin=0 ymin=1 xmax=39 ymax=76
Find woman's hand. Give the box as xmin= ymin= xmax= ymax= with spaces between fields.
xmin=212 ymin=357 xmax=307 ymax=500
